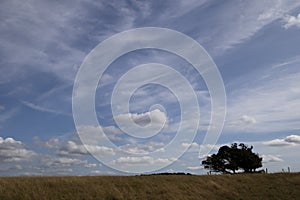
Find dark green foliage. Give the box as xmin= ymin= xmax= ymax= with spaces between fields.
xmin=202 ymin=143 xmax=262 ymax=174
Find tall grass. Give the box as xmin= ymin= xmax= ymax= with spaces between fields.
xmin=0 ymin=173 xmax=299 ymax=199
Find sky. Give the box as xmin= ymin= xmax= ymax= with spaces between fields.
xmin=1 ymin=0 xmax=300 ymax=176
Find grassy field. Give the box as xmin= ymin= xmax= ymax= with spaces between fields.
xmin=0 ymin=173 xmax=299 ymax=200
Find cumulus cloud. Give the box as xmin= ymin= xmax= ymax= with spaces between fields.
xmin=73 ymin=125 xmax=125 ymax=143
xmin=44 ymin=157 xmax=87 ymax=168
xmin=181 ymin=142 xmax=219 ymax=153
xmin=112 ymin=156 xmax=176 ymax=166
xmin=0 ymin=164 xmax=24 ymax=172
xmin=102 ymin=126 xmax=124 ymax=142
xmin=284 ymin=135 xmax=300 ymax=143
xmin=0 ymin=137 xmax=101 ymax=174
xmin=229 ymin=115 xmax=257 ymax=127
xmin=262 ymin=155 xmax=283 ymax=163
xmin=57 ymin=141 xmax=115 ymax=157
xmin=112 ymin=109 xmax=169 ymax=138
xmin=114 ymin=109 xmax=167 ymax=127
xmin=45 ymin=138 xmax=61 ymax=149
xmin=84 ymin=163 xmax=97 ymax=168
xmin=186 ymin=166 xmax=204 ymax=170
xmin=283 ymin=13 xmax=300 ymax=29
xmin=119 ymin=142 xmax=165 ymax=154
xmin=83 ymin=145 xmax=116 ymax=157
xmin=0 ymin=137 xmax=36 ymax=162
xmin=43 ymin=134 xmax=115 ymax=157
xmin=90 ymin=170 xmax=116 ymax=175
xmin=103 ymin=126 xmax=123 ymax=135
xmin=91 ymin=170 xmax=102 ymax=174
xmin=181 ymin=142 xmax=200 ymax=149
xmin=57 ymin=141 xmax=88 ymax=156
xmin=263 ymin=135 xmax=300 ymax=146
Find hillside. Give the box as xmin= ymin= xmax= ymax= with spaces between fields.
xmin=0 ymin=173 xmax=299 ymax=200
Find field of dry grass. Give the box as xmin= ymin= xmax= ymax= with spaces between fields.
xmin=0 ymin=173 xmax=299 ymax=200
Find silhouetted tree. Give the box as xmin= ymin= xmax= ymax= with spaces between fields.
xmin=202 ymin=143 xmax=262 ymax=174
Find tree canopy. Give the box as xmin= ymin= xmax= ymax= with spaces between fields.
xmin=202 ymin=143 xmax=262 ymax=174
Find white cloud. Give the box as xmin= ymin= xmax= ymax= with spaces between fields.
xmin=45 ymin=138 xmax=60 ymax=149
xmin=90 ymin=170 xmax=116 ymax=175
xmin=181 ymin=142 xmax=200 ymax=149
xmin=15 ymin=165 xmax=23 ymax=170
xmin=113 ymin=109 xmax=169 ymax=138
xmin=263 ymin=139 xmax=290 ymax=147
xmin=283 ymin=13 xmax=300 ymax=29
xmin=262 ymin=155 xmax=283 ymax=163
xmin=0 ymin=137 xmax=36 ymax=162
xmin=186 ymin=166 xmax=204 ymax=170
xmin=57 ymin=141 xmax=88 ymax=156
xmin=264 ymin=135 xmax=300 ymax=147
xmin=0 ymin=105 xmax=5 ymax=111
xmin=91 ymin=170 xmax=102 ymax=174
xmin=0 ymin=137 xmax=21 ymax=145
xmin=181 ymin=142 xmax=219 ymax=153
xmin=119 ymin=142 xmax=165 ymax=154
xmin=76 ymin=125 xmax=107 ymax=145
xmin=58 ymin=141 xmax=115 ymax=157
xmin=76 ymin=125 xmax=127 ymax=143
xmin=98 ymin=74 xmax=114 ymax=87
xmin=240 ymin=115 xmax=257 ymax=124
xmin=85 ymin=145 xmax=116 ymax=157
xmin=229 ymin=115 xmax=257 ymax=127
xmin=114 ymin=109 xmax=167 ymax=127
xmin=103 ymin=126 xmax=123 ymax=135
xmin=112 ymin=156 xmax=176 ymax=166
xmin=84 ymin=163 xmax=97 ymax=168
xmin=44 ymin=157 xmax=86 ymax=168
xmin=102 ymin=126 xmax=124 ymax=142
xmin=284 ymin=135 xmax=300 ymax=143
xmin=44 ymin=134 xmax=115 ymax=157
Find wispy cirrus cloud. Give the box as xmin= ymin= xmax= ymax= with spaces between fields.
xmin=225 ymin=57 xmax=300 ymax=134
xmin=0 ymin=108 xmax=19 ymax=127
xmin=20 ymin=100 xmax=71 ymax=116
xmin=1 ymin=0 xmax=300 ymax=175
xmin=182 ymin=0 xmax=300 ymax=55
xmin=0 ymin=0 xmax=141 ymax=85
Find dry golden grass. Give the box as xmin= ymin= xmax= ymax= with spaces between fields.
xmin=0 ymin=173 xmax=299 ymax=200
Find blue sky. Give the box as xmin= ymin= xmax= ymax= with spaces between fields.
xmin=1 ymin=0 xmax=300 ymax=175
